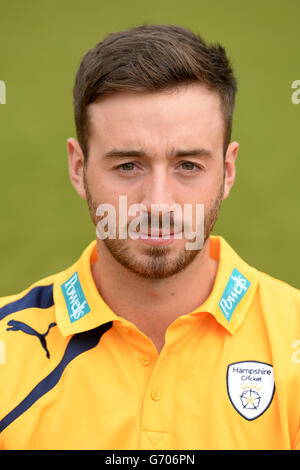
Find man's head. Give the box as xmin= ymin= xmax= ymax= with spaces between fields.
xmin=72 ymin=24 xmax=237 ymax=163
xmin=68 ymin=24 xmax=239 ymax=279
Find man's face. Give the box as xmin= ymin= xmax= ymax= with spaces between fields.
xmin=71 ymin=83 xmax=237 ymax=279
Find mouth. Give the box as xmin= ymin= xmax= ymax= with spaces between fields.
xmin=138 ymin=230 xmax=181 ymax=239
xmin=129 ymin=230 xmax=183 ymax=246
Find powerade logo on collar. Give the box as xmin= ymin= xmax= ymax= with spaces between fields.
xmin=61 ymin=272 xmax=90 ymax=323
xmin=219 ymin=268 xmax=250 ymax=322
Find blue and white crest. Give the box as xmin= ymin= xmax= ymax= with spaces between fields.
xmin=61 ymin=272 xmax=90 ymax=323
xmin=227 ymin=361 xmax=275 ymax=421
xmin=219 ymin=268 xmax=251 ymax=322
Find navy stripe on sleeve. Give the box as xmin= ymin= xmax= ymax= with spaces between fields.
xmin=0 ymin=321 xmax=113 ymax=434
xmin=0 ymin=285 xmax=54 ymax=321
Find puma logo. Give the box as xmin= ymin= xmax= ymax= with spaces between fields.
xmin=6 ymin=320 xmax=56 ymax=359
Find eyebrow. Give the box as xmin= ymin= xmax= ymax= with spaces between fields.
xmin=103 ymin=148 xmax=214 ymax=159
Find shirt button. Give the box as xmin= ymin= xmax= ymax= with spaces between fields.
xmin=151 ymin=389 xmax=161 ymax=401
xmin=140 ymin=354 xmax=151 ymax=366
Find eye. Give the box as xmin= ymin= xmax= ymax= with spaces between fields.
xmin=179 ymin=161 xmax=202 ymax=172
xmin=118 ymin=162 xmax=136 ymax=172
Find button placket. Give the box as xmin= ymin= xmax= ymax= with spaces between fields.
xmin=151 ymin=389 xmax=161 ymax=401
xmin=140 ymin=354 xmax=151 ymax=366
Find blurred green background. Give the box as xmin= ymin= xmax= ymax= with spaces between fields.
xmin=0 ymin=0 xmax=299 ymax=295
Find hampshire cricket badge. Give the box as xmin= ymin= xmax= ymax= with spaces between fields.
xmin=226 ymin=361 xmax=275 ymax=421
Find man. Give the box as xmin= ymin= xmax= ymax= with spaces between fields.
xmin=0 ymin=24 xmax=299 ymax=450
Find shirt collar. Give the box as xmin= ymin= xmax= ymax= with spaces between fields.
xmin=54 ymin=240 xmax=121 ymax=337
xmin=53 ymin=236 xmax=258 ymax=337
xmin=184 ymin=236 xmax=258 ymax=335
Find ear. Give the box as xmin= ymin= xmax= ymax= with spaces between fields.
xmin=223 ymin=141 xmax=239 ymax=200
xmin=67 ymin=137 xmax=87 ymax=200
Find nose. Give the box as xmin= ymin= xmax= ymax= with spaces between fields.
xmin=140 ymin=167 xmax=176 ymax=216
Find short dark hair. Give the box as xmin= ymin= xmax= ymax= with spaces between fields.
xmin=73 ymin=24 xmax=237 ymax=161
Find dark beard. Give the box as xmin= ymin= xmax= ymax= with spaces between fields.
xmin=84 ymin=172 xmax=224 ymax=279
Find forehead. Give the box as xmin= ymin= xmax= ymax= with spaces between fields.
xmin=87 ymin=83 xmax=224 ymax=154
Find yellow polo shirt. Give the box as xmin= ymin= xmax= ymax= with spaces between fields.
xmin=0 ymin=236 xmax=299 ymax=450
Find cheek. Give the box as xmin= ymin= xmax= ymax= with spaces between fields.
xmin=190 ymin=175 xmax=224 ymax=218
xmin=181 ymin=177 xmax=220 ymax=207
xmin=85 ymin=167 xmax=115 ymax=204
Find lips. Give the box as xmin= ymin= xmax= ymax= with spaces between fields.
xmin=138 ymin=231 xmax=181 ymax=239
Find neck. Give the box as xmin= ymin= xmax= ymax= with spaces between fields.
xmin=91 ymin=238 xmax=219 ymax=330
